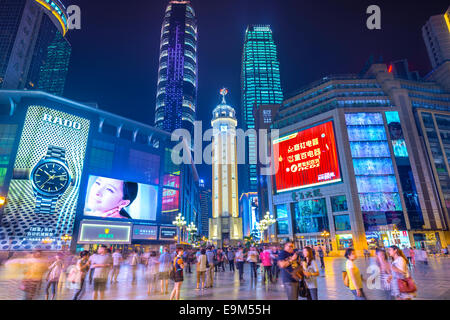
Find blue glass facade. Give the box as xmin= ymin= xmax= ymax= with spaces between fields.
xmin=155 ymin=1 xmax=197 ymax=138
xmin=293 ymin=198 xmax=329 ymax=234
xmin=346 ymin=113 xmax=406 ymax=231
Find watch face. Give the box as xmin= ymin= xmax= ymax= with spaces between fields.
xmin=32 ymin=161 xmax=70 ymax=195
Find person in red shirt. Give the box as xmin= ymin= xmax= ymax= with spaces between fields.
xmin=260 ymin=246 xmax=273 ymax=283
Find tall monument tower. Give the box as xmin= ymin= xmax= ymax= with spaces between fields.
xmin=209 ymin=89 xmax=242 ymax=247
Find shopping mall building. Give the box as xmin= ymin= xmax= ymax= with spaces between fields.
xmin=268 ymin=62 xmax=450 ymax=255
xmin=0 ymin=90 xmax=200 ymax=253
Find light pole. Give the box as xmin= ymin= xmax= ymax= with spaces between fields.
xmin=320 ymin=230 xmax=330 ymax=251
xmin=260 ymin=212 xmax=277 ymax=243
xmin=186 ymin=222 xmax=197 ymax=243
xmin=61 ymin=234 xmax=72 ymax=251
xmin=172 ymin=213 xmax=186 ymax=244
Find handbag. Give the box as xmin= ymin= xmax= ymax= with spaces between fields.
xmin=298 ymin=279 xmax=308 ymax=298
xmin=398 ymin=277 xmax=417 ymax=293
xmin=290 ymin=264 xmax=304 ymax=282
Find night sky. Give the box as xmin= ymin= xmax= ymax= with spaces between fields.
xmin=64 ymin=0 xmax=449 ymax=184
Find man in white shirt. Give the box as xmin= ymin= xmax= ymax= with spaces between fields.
xmin=110 ymin=249 xmax=122 ymax=283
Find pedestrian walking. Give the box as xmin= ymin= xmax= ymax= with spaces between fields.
xmin=270 ymin=246 xmax=280 ymax=282
xmin=205 ymin=247 xmax=215 ymax=288
xmin=158 ymin=247 xmax=171 ymax=295
xmin=45 ymin=253 xmax=64 ymax=300
xmin=90 ymin=245 xmax=112 ymax=300
xmin=110 ymin=249 xmax=122 ymax=283
xmin=409 ymin=247 xmax=416 ymax=267
xmin=247 ymin=247 xmax=259 ymax=280
xmin=88 ymin=250 xmax=98 ymax=285
xmin=375 ymin=248 xmax=392 ymax=300
xmin=235 ymin=247 xmax=245 ymax=282
xmin=403 ymin=246 xmax=411 ymax=266
xmin=318 ymin=246 xmax=325 ymax=269
xmin=130 ymin=250 xmax=139 ymax=284
xmin=260 ymin=246 xmax=273 ymax=283
xmin=302 ymin=247 xmax=320 ymax=300
xmin=196 ymin=248 xmax=208 ymax=290
xmin=71 ymin=251 xmax=90 ymax=300
xmin=344 ymin=248 xmax=366 ymax=300
xmin=227 ymin=248 xmax=235 ymax=272
xmin=146 ymin=251 xmax=160 ymax=295
xmin=170 ymin=247 xmax=185 ymax=300
xmin=388 ymin=246 xmax=417 ymax=300
xmin=278 ymin=242 xmax=301 ymax=300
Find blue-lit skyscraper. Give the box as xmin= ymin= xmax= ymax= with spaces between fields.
xmin=0 ymin=0 xmax=71 ymax=96
xmin=240 ymin=25 xmax=283 ymax=196
xmin=155 ymin=0 xmax=198 ymax=138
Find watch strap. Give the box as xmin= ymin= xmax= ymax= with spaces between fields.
xmin=35 ymin=195 xmax=59 ymax=215
xmin=45 ymin=145 xmax=66 ymax=162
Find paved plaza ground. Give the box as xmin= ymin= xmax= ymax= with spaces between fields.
xmin=0 ymin=256 xmax=449 ymax=300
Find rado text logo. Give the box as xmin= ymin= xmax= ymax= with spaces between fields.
xmin=43 ymin=114 xmax=81 ymax=130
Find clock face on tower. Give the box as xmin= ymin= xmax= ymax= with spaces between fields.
xmin=32 ymin=162 xmax=70 ymax=195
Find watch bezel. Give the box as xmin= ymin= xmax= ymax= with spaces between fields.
xmin=30 ymin=158 xmax=72 ymax=197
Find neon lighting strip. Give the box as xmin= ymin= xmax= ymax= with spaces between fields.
xmin=445 ymin=12 xmax=450 ymax=33
xmin=34 ymin=0 xmax=68 ymax=36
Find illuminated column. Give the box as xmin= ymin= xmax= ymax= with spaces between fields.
xmin=210 ymin=89 xmax=242 ymax=246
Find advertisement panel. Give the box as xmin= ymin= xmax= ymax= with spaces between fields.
xmin=84 ymin=175 xmax=158 ymax=221
xmin=78 ymin=220 xmax=131 ymax=244
xmin=273 ymin=121 xmax=341 ymax=193
xmin=0 ymin=106 xmax=90 ymax=251
xmin=159 ymin=226 xmax=177 ymax=240
xmin=132 ymin=225 xmax=158 ymax=240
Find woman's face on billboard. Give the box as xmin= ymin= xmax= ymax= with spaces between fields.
xmin=87 ymin=177 xmax=130 ymax=214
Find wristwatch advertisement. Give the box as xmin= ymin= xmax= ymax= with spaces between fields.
xmin=30 ymin=145 xmax=74 ymax=215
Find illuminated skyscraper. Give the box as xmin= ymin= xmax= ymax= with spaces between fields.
xmin=210 ymin=89 xmax=242 ymax=247
xmin=240 ymin=25 xmax=283 ymax=195
xmin=0 ymin=0 xmax=71 ymax=96
xmin=155 ymin=0 xmax=198 ymax=138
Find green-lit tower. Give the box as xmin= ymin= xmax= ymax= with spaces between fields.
xmin=240 ymin=25 xmax=283 ymax=197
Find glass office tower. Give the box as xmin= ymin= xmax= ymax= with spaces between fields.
xmin=0 ymin=0 xmax=71 ymax=96
xmin=155 ymin=0 xmax=198 ymax=139
xmin=240 ymin=25 xmax=283 ymax=196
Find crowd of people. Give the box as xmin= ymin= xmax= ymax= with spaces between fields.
xmin=0 ymin=242 xmax=445 ymax=301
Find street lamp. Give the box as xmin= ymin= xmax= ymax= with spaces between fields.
xmin=61 ymin=234 xmax=72 ymax=251
xmin=172 ymin=213 xmax=186 ymax=244
xmin=259 ymin=211 xmax=277 ymax=243
xmin=186 ymin=222 xmax=197 ymax=243
xmin=0 ymin=196 xmax=6 ymax=207
xmin=320 ymin=230 xmax=330 ymax=252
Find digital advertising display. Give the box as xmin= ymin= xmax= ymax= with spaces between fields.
xmin=132 ymin=224 xmax=158 ymax=240
xmin=159 ymin=226 xmax=177 ymax=240
xmin=273 ymin=121 xmax=341 ymax=193
xmin=0 ymin=106 xmax=90 ymax=251
xmin=84 ymin=175 xmax=158 ymax=221
xmin=78 ymin=220 xmax=132 ymax=244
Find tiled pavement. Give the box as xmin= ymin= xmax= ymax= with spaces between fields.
xmin=0 ymin=256 xmax=449 ymax=300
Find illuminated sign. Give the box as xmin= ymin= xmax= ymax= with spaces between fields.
xmin=43 ymin=114 xmax=82 ymax=130
xmin=78 ymin=220 xmax=131 ymax=244
xmin=273 ymin=121 xmax=341 ymax=193
xmin=159 ymin=226 xmax=177 ymax=240
xmin=1 ymin=105 xmax=90 ymax=251
xmin=34 ymin=0 xmax=68 ymax=36
xmin=162 ymin=188 xmax=179 ymax=214
xmin=132 ymin=225 xmax=158 ymax=240
xmin=84 ymin=175 xmax=159 ymax=221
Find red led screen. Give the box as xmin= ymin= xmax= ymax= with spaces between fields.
xmin=273 ymin=121 xmax=341 ymax=193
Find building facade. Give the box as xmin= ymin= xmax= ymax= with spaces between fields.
xmin=240 ymin=25 xmax=283 ymax=197
xmin=155 ymin=0 xmax=198 ymax=139
xmin=269 ymin=64 xmax=450 ymax=255
xmin=422 ymin=6 xmax=450 ymax=92
xmin=198 ymin=179 xmax=211 ymax=238
xmin=0 ymin=90 xmax=199 ymax=252
xmin=0 ymin=0 xmax=71 ymax=96
xmin=210 ymin=90 xmax=242 ymax=247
